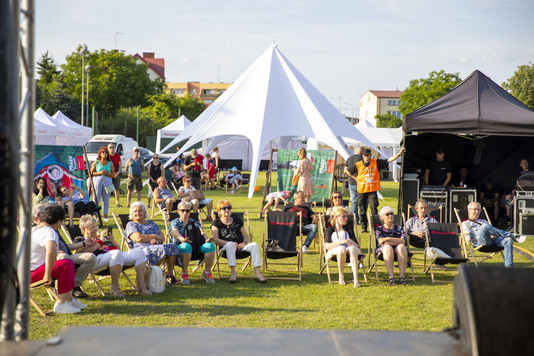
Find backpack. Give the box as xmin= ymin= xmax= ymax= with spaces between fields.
xmin=145 ymin=265 xmax=165 ymax=293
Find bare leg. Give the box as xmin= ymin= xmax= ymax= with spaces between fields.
xmin=348 ymin=246 xmax=361 ymax=287
xmin=66 ymin=201 xmax=75 ymax=225
xmin=166 ymin=255 xmax=177 ymax=277
xmin=114 ymin=190 xmax=120 ymax=206
xmin=135 ymin=262 xmax=152 ymax=295
xmin=203 ymin=252 xmax=215 ymax=272
xmin=136 ymin=190 xmax=141 ymax=202
xmin=382 ymin=245 xmax=395 ymax=279
xmin=396 ymin=245 xmax=408 ymax=278
xmin=336 ymin=248 xmax=347 ymax=285
xmin=180 ymin=253 xmax=191 ymax=276
xmin=207 ymin=200 xmax=213 ymax=218
xmin=109 ymin=264 xmax=125 ymax=297
xmin=127 ymin=190 xmax=132 ymax=206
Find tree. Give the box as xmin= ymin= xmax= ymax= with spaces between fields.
xmin=36 ymin=52 xmax=80 ymax=119
xmin=60 ymin=45 xmax=164 ymax=116
xmin=142 ymin=91 xmax=207 ymax=128
xmin=502 ymin=63 xmax=534 ymax=110
xmin=375 ymin=113 xmax=402 ymax=128
xmin=399 ymin=70 xmax=462 ymax=116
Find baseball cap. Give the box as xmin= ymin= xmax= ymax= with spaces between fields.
xmin=362 ymin=148 xmax=372 ymax=155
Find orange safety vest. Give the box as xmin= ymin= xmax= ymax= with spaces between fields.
xmin=356 ymin=159 xmax=381 ymax=193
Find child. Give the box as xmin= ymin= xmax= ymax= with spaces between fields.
xmin=262 ymin=191 xmax=291 ymax=213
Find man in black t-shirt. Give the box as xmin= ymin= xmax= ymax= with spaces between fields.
xmin=424 ymin=148 xmax=451 ymax=186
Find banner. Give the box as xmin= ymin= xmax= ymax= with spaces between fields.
xmin=34 ymin=145 xmax=87 ymax=197
xmin=276 ymin=149 xmax=336 ymax=202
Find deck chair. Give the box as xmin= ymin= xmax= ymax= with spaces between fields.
xmin=367 ymin=212 xmax=415 ymax=282
xmin=424 ymin=223 xmax=468 ymax=283
xmin=321 ymin=198 xmax=350 ymax=215
xmin=213 ymin=211 xmax=253 ymax=279
xmin=283 ymin=201 xmax=319 ymax=252
xmin=30 ymin=279 xmax=58 ymax=317
xmin=454 ymin=208 xmax=504 ymax=266
xmin=112 ymin=213 xmax=132 ymax=251
xmin=224 ymin=172 xmax=248 ymax=193
xmin=61 ymin=225 xmax=135 ymax=296
xmin=318 ymin=213 xmax=367 ymax=284
xmin=262 ymin=211 xmax=303 ymax=280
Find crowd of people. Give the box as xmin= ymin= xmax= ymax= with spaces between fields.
xmin=29 ymin=144 xmax=529 ymax=316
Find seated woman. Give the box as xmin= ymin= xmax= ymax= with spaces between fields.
xmin=325 ymin=191 xmax=348 ymax=217
xmin=124 ymin=201 xmax=180 ymax=285
xmin=324 ymin=207 xmax=361 ymax=287
xmin=375 ymin=206 xmax=408 ymax=286
xmin=211 ymin=199 xmax=266 ymax=283
xmin=33 ymin=177 xmax=49 ymax=205
xmin=76 ymin=215 xmax=152 ymax=296
xmin=170 ymin=201 xmax=216 ymax=285
xmin=30 ymin=204 xmax=87 ymax=314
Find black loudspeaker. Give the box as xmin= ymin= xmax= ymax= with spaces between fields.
xmin=514 ymin=194 xmax=534 ymax=235
xmin=452 ymin=266 xmax=534 ymax=356
xmin=449 ymin=189 xmax=477 ymax=222
xmin=401 ymin=178 xmax=419 ymax=217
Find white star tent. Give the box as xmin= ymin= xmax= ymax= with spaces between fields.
xmin=161 ymin=42 xmax=380 ymax=198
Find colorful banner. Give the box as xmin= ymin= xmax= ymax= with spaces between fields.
xmin=276 ymin=149 xmax=337 ymax=202
xmin=34 ymin=145 xmax=87 ymax=197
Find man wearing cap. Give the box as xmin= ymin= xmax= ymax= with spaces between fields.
xmin=183 ymin=148 xmax=204 ymax=190
xmin=225 ymin=167 xmax=243 ymax=193
xmin=124 ymin=147 xmax=145 ymax=207
xmin=346 ymin=147 xmax=405 ymax=232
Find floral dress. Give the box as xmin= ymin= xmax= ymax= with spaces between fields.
xmin=375 ymin=225 xmax=407 ymax=256
xmin=296 ymin=157 xmax=315 ymax=196
xmin=124 ymin=220 xmax=180 ymax=265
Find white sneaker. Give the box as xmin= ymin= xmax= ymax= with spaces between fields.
xmin=54 ymin=301 xmax=81 ymax=314
xmin=236 ymin=184 xmax=241 ymax=189
xmin=231 ymin=190 xmax=235 ymax=194
xmin=103 ymin=217 xmax=109 ymax=222
xmin=512 ymin=235 xmax=527 ymax=243
xmin=302 ymin=245 xmax=308 ymax=253
xmin=70 ymin=298 xmax=88 ymax=310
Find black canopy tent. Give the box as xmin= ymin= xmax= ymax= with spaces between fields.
xmin=399 ymin=70 xmax=534 ymax=215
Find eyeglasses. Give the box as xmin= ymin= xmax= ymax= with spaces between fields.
xmin=179 ymin=209 xmax=190 ymax=213
xmin=221 ymin=206 xmax=232 ymax=211
xmin=384 ymin=212 xmax=394 ymax=216
xmin=336 ymin=214 xmax=348 ymax=219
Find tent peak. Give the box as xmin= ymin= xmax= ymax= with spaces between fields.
xmin=271 ymin=37 xmax=277 ymax=48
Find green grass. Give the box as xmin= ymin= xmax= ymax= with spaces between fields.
xmin=29 ymin=175 xmax=534 ymax=339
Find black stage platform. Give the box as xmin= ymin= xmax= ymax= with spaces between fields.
xmin=0 ymin=327 xmax=468 ymax=356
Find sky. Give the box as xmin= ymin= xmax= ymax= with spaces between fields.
xmin=35 ymin=0 xmax=534 ymax=117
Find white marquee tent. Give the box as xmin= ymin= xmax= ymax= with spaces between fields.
xmin=33 ymin=108 xmax=76 ymax=146
xmin=160 ymin=42 xmax=381 ymax=198
xmin=155 ymin=115 xmax=191 ymax=153
xmin=52 ymin=110 xmax=92 ymax=146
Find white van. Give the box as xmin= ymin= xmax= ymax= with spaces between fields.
xmin=85 ymin=134 xmax=139 ymax=172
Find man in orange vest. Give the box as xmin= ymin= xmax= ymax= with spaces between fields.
xmin=347 ymin=147 xmax=405 ymax=232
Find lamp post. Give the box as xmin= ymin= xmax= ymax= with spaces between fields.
xmin=85 ymin=65 xmax=91 ymax=126
xmin=79 ymin=48 xmax=87 ymax=125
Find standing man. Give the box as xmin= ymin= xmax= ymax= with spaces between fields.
xmin=183 ymin=148 xmax=204 ymax=190
xmin=424 ymin=148 xmax=451 ymax=186
xmin=124 ymin=147 xmax=145 ymax=207
xmin=344 ymin=146 xmax=363 ymax=223
xmin=346 ymin=147 xmax=405 ymax=233
xmin=108 ymin=144 xmax=122 ymax=207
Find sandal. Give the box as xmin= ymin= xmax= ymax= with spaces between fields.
xmin=137 ymin=286 xmax=152 ymax=296
xmin=229 ymin=275 xmax=237 ymax=283
xmin=166 ymin=275 xmax=179 ymax=286
xmin=110 ymin=287 xmax=125 ymax=297
xmin=116 ymin=203 xmax=123 ymax=208
xmin=338 ymin=278 xmax=346 ymax=286
xmin=353 ymin=281 xmax=361 ymax=288
xmin=399 ymin=277 xmax=407 ymax=286
xmin=389 ymin=277 xmax=397 ymax=286
xmin=254 ymin=276 xmax=267 ymax=283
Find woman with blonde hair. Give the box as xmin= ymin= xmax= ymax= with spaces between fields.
xmin=294 ymin=148 xmax=315 ymax=202
xmin=324 ymin=206 xmax=361 ymax=287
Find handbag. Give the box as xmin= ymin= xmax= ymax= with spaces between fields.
xmin=265 ymin=239 xmax=285 ymax=252
xmin=145 ymin=265 xmax=165 ymax=293
xmin=291 ymin=173 xmax=300 ymax=186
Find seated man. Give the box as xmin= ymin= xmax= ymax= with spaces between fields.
xmin=32 ymin=203 xmax=97 ymax=298
xmin=154 ymin=177 xmax=180 ymax=213
xmin=282 ymin=190 xmax=318 ymax=253
xmin=225 ymin=167 xmax=243 ymax=193
xmin=404 ymin=199 xmax=438 ymax=248
xmin=56 ymin=184 xmax=97 ymax=226
xmin=178 ymin=176 xmax=213 ymax=220
xmin=479 ymin=177 xmax=501 ymax=222
xmin=461 ymin=202 xmax=526 ymax=268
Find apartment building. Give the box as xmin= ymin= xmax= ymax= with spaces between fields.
xmin=134 ymin=52 xmax=165 ymax=81
xmin=359 ymin=90 xmax=403 ymax=124
xmin=166 ymin=82 xmax=232 ymax=105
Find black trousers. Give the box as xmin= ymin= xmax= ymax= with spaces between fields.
xmin=356 ymin=191 xmax=379 ymax=226
xmin=74 ymin=201 xmax=96 ymax=215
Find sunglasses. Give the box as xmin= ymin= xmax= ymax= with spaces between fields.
xmin=384 ymin=212 xmax=394 ymax=216
xmin=221 ymin=206 xmax=232 ymax=211
xmin=333 ymin=196 xmax=342 ymax=199
xmin=179 ymin=209 xmax=190 ymax=213
xmin=108 ymin=147 xmax=114 ymax=149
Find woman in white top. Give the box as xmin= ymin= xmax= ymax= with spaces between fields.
xmin=324 ymin=206 xmax=362 ymax=287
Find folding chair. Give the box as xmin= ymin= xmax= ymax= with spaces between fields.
xmin=29 ymin=279 xmax=58 ymax=317
xmin=262 ymin=211 xmax=303 ymax=280
xmin=318 ymin=213 xmax=367 ymax=284
xmin=454 ymin=208 xmax=504 ymax=266
xmin=283 ymin=201 xmax=319 ymax=252
xmin=61 ymin=225 xmax=135 ymax=296
xmin=367 ymin=213 xmax=415 ymax=282
xmin=424 ymin=223 xmax=468 ymax=283
xmin=213 ymin=211 xmax=253 ymax=279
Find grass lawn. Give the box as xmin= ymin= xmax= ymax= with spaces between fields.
xmin=29 ymin=174 xmax=534 ymax=339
